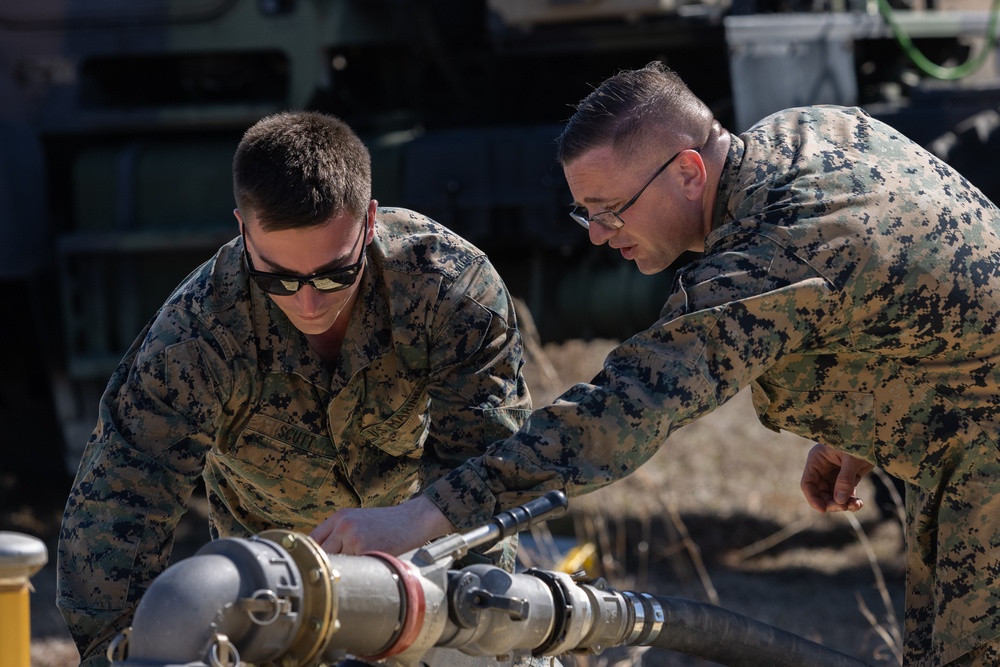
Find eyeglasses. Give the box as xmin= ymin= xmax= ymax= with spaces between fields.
xmin=242 ymin=219 xmax=367 ymax=296
xmin=569 ymin=149 xmax=694 ymax=231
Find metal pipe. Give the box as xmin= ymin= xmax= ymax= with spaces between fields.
xmin=108 ymin=492 xmax=873 ymax=667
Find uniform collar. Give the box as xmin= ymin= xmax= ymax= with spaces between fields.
xmin=710 ymin=132 xmax=747 ymax=235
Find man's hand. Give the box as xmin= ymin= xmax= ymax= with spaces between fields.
xmin=800 ymin=443 xmax=874 ymax=513
xmin=309 ymin=495 xmax=455 ymax=556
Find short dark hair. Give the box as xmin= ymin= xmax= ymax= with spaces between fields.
xmin=233 ymin=111 xmax=371 ymax=231
xmin=556 ymin=61 xmax=715 ymax=165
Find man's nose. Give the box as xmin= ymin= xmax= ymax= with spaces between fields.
xmin=294 ymin=284 xmax=324 ymax=312
xmin=588 ymin=222 xmax=616 ymax=246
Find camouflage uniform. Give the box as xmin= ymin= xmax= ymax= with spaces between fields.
xmin=57 ymin=208 xmax=532 ymax=665
xmin=426 ymin=106 xmax=1000 ymax=666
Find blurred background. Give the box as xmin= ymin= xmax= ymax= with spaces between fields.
xmin=3 ymin=0 xmax=999 ymax=663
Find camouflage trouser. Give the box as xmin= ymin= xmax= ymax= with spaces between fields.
xmin=903 ymin=472 xmax=1000 ymax=667
xmin=943 ymin=641 xmax=1000 ymax=667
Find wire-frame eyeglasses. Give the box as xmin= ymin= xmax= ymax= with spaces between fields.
xmin=569 ymin=148 xmax=696 ymax=231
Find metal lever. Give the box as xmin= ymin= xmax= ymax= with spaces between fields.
xmin=466 ymin=490 xmax=568 ymax=550
xmin=415 ymin=490 xmax=569 ymax=565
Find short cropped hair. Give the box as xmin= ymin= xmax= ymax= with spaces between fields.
xmin=556 ymin=61 xmax=715 ymax=165
xmin=233 ymin=111 xmax=371 ymax=231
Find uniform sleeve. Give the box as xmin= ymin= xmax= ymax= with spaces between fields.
xmin=56 ymin=308 xmax=233 ymax=665
xmin=425 ymin=230 xmax=846 ymax=528
xmin=417 ymin=254 xmax=532 ymax=488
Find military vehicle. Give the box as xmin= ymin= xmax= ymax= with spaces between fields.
xmin=2 ymin=0 xmax=1000 ymax=477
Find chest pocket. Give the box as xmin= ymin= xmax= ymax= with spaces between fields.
xmin=359 ymin=380 xmax=431 ymax=457
xmin=323 ymin=374 xmax=430 ymax=506
xmin=330 ymin=369 xmax=431 ymax=459
xmin=220 ymin=413 xmax=336 ymax=513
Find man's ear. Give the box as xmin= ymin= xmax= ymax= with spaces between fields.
xmin=233 ymin=208 xmax=244 ymax=231
xmin=365 ymin=199 xmax=378 ymax=243
xmin=678 ymin=150 xmax=707 ymax=202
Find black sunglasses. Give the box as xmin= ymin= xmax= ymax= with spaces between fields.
xmin=242 ymin=219 xmax=367 ymax=296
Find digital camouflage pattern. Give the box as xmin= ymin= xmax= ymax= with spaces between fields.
xmin=57 ymin=208 xmax=531 ymax=666
xmin=426 ymin=106 xmax=1000 ymax=666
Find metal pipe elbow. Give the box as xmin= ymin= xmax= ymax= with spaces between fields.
xmin=114 ymin=536 xmax=310 ymax=666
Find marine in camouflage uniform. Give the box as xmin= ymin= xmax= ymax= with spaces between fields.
xmin=411 ymin=65 xmax=1000 ymax=665
xmin=56 ymin=112 xmax=533 ymax=666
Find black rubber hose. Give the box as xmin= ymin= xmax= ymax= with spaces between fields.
xmin=647 ymin=595 xmax=871 ymax=667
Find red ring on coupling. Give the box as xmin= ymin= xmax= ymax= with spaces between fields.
xmin=359 ymin=551 xmax=426 ymax=660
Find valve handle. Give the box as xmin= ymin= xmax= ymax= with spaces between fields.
xmin=491 ymin=490 xmax=568 ymax=538
xmin=458 ymin=490 xmax=569 ymax=552
xmin=416 ymin=490 xmax=569 ymax=565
